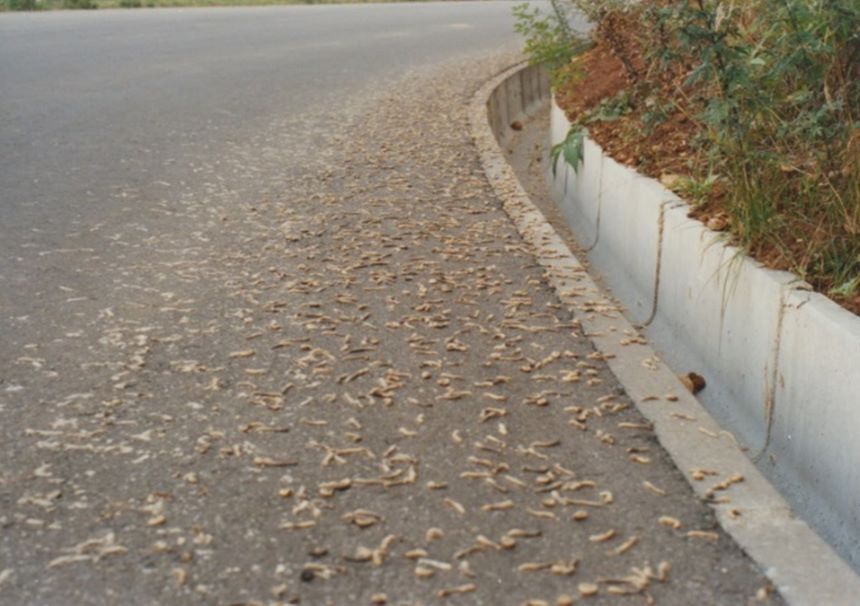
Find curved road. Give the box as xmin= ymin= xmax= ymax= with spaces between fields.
xmin=0 ymin=4 xmax=780 ymax=605
xmin=0 ymin=2 xmax=519 ymax=321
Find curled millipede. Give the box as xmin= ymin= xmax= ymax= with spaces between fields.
xmin=476 ymin=535 xmax=500 ymax=550
xmin=437 ymin=388 xmax=472 ymax=401
xmin=642 ymin=481 xmax=666 ymax=496
xmin=618 ymin=422 xmax=651 ymax=430
xmin=454 ymin=535 xmax=499 ymax=560
xmin=596 ymin=430 xmax=615 ymax=445
xmin=530 ymin=439 xmax=560 ymax=450
xmin=437 ymin=583 xmax=476 ymax=598
xmin=518 ymin=562 xmax=552 ymax=572
xmin=346 ymin=546 xmax=374 ymax=563
xmin=578 ymin=582 xmax=599 ymax=596
xmin=564 ymin=498 xmax=605 ymax=508
xmin=425 ymin=528 xmax=444 ymax=542
xmin=690 ymin=468 xmax=719 ymax=481
xmin=589 ymin=529 xmax=616 ymax=543
xmin=568 ymin=418 xmax=587 ymax=431
xmin=526 ymin=508 xmax=556 ymax=520
xmin=253 ymin=456 xmax=298 ymax=468
xmin=459 ymin=560 xmax=477 ymax=578
xmin=300 ymin=418 xmax=328 ymax=427
xmin=705 ymin=473 xmax=744 ymax=498
xmin=560 ymin=370 xmax=581 ymax=383
xmin=506 ymin=528 xmax=541 ymax=540
xmin=443 ymin=497 xmax=466 ymax=516
xmin=240 ymin=422 xmax=290 ymax=434
xmin=482 ymin=393 xmax=508 ymax=402
xmin=418 ymin=558 xmax=452 ymax=571
xmin=504 ymin=474 xmax=527 ymax=488
xmin=342 ymin=509 xmax=381 ymax=528
xmin=480 ymin=407 xmax=507 ymax=422
xmin=562 ymin=480 xmax=595 ymax=492
xmin=550 ymin=560 xmax=578 ymax=576
xmin=372 ymin=535 xmax=398 ymax=566
xmin=611 ymin=536 xmax=638 ymax=556
xmin=686 ymin=530 xmax=719 ymax=542
xmin=319 ymin=478 xmax=351 ymax=497
xmin=658 ymin=516 xmax=682 ymax=530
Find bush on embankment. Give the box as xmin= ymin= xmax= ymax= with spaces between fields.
xmin=516 ymin=0 xmax=860 ymax=314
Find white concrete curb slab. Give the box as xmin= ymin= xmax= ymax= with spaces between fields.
xmin=548 ymin=85 xmax=860 ymax=574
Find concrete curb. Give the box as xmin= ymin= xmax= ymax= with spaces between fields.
xmin=549 ymin=90 xmax=860 ymax=572
xmin=469 ymin=61 xmax=860 ymax=605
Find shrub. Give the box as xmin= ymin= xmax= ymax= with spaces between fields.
xmin=513 ymin=0 xmax=588 ymax=86
xmin=4 ymin=0 xmax=39 ymax=10
xmin=515 ymin=0 xmax=860 ymax=302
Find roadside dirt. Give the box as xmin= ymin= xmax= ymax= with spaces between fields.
xmin=553 ymin=14 xmax=859 ymax=316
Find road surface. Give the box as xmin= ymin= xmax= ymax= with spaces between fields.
xmin=0 ymin=4 xmax=780 ymax=604
xmin=0 ymin=2 xmax=521 ymax=341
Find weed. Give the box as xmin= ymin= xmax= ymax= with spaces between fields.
xmin=676 ymin=174 xmax=719 ymax=208
xmin=513 ymin=1 xmax=588 ymax=87
xmin=550 ymin=125 xmax=586 ymax=177
xmin=584 ymin=90 xmax=631 ymax=124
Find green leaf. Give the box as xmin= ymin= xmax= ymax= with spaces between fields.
xmin=830 ymin=276 xmax=860 ymax=298
xmin=551 ymin=125 xmax=586 ymax=177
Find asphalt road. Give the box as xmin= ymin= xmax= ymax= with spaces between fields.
xmin=0 ymin=5 xmax=780 ymax=605
xmin=0 ymin=2 xmax=521 ymax=333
